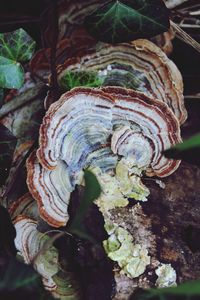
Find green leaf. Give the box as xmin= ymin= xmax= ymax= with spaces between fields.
xmin=0 ymin=258 xmax=52 ymax=300
xmin=0 ymin=259 xmax=40 ymax=290
xmin=59 ymin=71 xmax=104 ymax=91
xmin=0 ymin=124 xmax=17 ymax=186
xmin=0 ymin=28 xmax=35 ymax=89
xmin=152 ymin=280 xmax=200 ymax=296
xmin=0 ymin=56 xmax=24 ymax=89
xmin=132 ymin=280 xmax=200 ymax=300
xmin=164 ymin=133 xmax=200 ymax=165
xmin=69 ymin=170 xmax=101 ymax=240
xmin=85 ymin=0 xmax=170 ymax=43
xmin=0 ymin=28 xmax=36 ymax=62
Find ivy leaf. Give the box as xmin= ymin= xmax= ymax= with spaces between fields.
xmin=0 ymin=28 xmax=36 ymax=89
xmin=164 ymin=133 xmax=200 ymax=165
xmin=0 ymin=124 xmax=17 ymax=186
xmin=0 ymin=28 xmax=36 ymax=62
xmin=85 ymin=0 xmax=170 ymax=43
xmin=69 ymin=170 xmax=101 ymax=241
xmin=59 ymin=71 xmax=104 ymax=91
xmin=0 ymin=56 xmax=24 ymax=89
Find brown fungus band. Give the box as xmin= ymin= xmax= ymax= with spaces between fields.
xmin=27 ymin=87 xmax=181 ymax=227
xmin=9 ymin=192 xmax=38 ymax=221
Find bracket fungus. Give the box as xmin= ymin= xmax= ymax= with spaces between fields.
xmin=42 ymin=0 xmax=107 ymax=46
xmin=14 ymin=216 xmax=59 ymax=291
xmin=57 ymin=40 xmax=187 ymax=124
xmin=14 ymin=215 xmax=81 ymax=298
xmin=9 ymin=192 xmax=38 ymax=221
xmin=27 ymin=151 xmax=74 ymax=227
xmin=27 ymin=87 xmax=181 ymax=228
xmin=30 ymin=35 xmax=95 ymax=83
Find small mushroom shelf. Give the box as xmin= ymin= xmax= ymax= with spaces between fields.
xmin=57 ymin=40 xmax=187 ymax=124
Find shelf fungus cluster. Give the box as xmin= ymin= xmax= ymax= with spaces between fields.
xmin=9 ymin=157 xmax=80 ymax=297
xmin=25 ymin=80 xmax=182 ymax=285
xmin=12 ymin=196 xmax=81 ymax=299
xmin=6 ymin=36 xmax=186 ymax=297
xmin=14 ymin=216 xmax=59 ymax=291
xmin=14 ymin=216 xmax=81 ymax=299
xmin=57 ymin=40 xmax=187 ymax=124
xmin=27 ymin=87 xmax=181 ymax=225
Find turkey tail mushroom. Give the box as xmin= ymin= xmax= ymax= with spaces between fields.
xmin=14 ymin=216 xmax=81 ymax=299
xmin=26 ymin=151 xmax=73 ymax=227
xmin=14 ymin=216 xmax=59 ymax=291
xmin=26 ymin=87 xmax=181 ymax=227
xmin=9 ymin=192 xmax=38 ymax=221
xmin=56 ymin=40 xmax=187 ymax=124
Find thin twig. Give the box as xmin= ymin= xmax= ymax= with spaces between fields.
xmin=184 ymin=95 xmax=200 ymax=99
xmin=165 ymin=0 xmax=190 ymax=9
xmin=0 ymin=18 xmax=41 ymax=26
xmin=170 ymin=20 xmax=200 ymax=53
xmin=179 ymin=16 xmax=200 ymax=23
xmin=190 ymin=10 xmax=200 ymax=16
xmin=0 ymin=83 xmax=46 ymax=119
xmin=179 ymin=4 xmax=200 ymax=13
xmin=180 ymin=24 xmax=200 ymax=28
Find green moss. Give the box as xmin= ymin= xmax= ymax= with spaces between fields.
xmin=116 ymin=160 xmax=150 ymax=201
xmin=90 ymin=163 xmax=150 ymax=278
xmin=92 ymin=167 xmax=129 ymax=213
xmin=35 ymin=235 xmax=59 ymax=277
xmin=103 ymin=224 xmax=150 ymax=278
xmin=155 ymin=264 xmax=177 ymax=288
